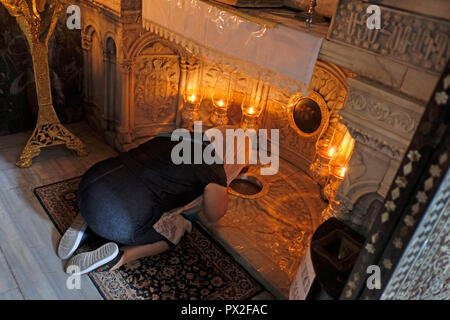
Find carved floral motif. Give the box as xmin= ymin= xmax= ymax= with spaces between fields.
xmin=133 ymin=44 xmax=180 ymax=125
xmin=343 ymin=123 xmax=404 ymax=161
xmin=346 ymin=91 xmax=417 ymax=134
xmin=330 ymin=0 xmax=450 ymax=73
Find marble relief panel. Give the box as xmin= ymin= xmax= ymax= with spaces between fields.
xmin=133 ymin=57 xmax=180 ymax=125
xmin=340 ymin=77 xmax=425 ymax=162
xmin=132 ymin=43 xmax=181 ymax=127
xmin=329 ymin=0 xmax=450 ymax=74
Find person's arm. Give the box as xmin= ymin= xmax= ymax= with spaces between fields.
xmin=203 ymin=183 xmax=228 ymax=223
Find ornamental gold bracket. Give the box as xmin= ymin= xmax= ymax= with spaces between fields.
xmin=1 ymin=0 xmax=89 ymax=168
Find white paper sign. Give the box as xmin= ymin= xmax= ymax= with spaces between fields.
xmin=289 ymin=246 xmax=316 ymax=300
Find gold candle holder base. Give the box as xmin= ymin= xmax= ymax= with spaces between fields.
xmin=17 ymin=123 xmax=89 ymax=168
xmin=321 ymin=171 xmax=345 ymax=222
xmin=210 ymin=108 xmax=229 ymax=126
xmin=322 ymin=174 xmax=344 ymax=201
xmin=241 ymin=114 xmax=259 ymax=130
xmin=181 ymin=102 xmax=200 ymax=130
xmin=321 ymin=200 xmax=341 ymax=223
xmin=309 ymin=153 xmax=332 ymax=187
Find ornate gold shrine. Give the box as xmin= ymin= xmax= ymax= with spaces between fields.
xmin=1 ymin=0 xmax=88 ymax=168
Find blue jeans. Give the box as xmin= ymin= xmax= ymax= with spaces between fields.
xmin=77 ymin=157 xmax=169 ymax=246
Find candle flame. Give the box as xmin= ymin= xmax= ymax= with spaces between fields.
xmin=218 ymin=100 xmax=224 ymax=107
xmin=188 ymin=94 xmax=196 ymax=103
xmin=248 ymin=107 xmax=255 ymax=115
xmin=329 ymin=147 xmax=335 ymax=157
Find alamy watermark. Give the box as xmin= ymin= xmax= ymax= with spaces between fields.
xmin=66 ymin=265 xmax=81 ymax=290
xmin=367 ymin=5 xmax=382 ymax=30
xmin=66 ymin=5 xmax=81 ymax=30
xmin=171 ymin=122 xmax=279 ymax=176
xmin=366 ymin=265 xmax=381 ymax=290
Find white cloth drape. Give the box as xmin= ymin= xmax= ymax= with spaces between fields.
xmin=142 ymin=0 xmax=323 ymax=92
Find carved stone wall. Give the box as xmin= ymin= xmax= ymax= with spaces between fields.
xmin=80 ymin=0 xmax=348 ymax=176
xmin=79 ymin=0 xmax=436 ymax=237
xmin=330 ymin=1 xmax=449 ymax=74
xmin=336 ymin=80 xmax=426 ymax=235
xmin=80 ymin=0 xmax=188 ymax=150
xmin=130 ymin=41 xmax=182 ymax=144
xmin=322 ymin=0 xmax=449 ymax=103
xmin=263 ymin=61 xmax=350 ymax=173
xmin=326 ymin=0 xmax=441 ymax=235
xmin=80 ymin=0 xmax=124 ymax=147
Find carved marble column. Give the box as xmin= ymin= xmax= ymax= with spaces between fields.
xmin=115 ymin=59 xmax=133 ymax=150
xmin=81 ymin=33 xmax=93 ymax=105
xmin=176 ymin=57 xmax=188 ymax=127
xmin=317 ymin=0 xmax=450 ymax=234
xmin=336 ymin=77 xmax=426 ymax=233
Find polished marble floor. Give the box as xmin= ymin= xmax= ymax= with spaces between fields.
xmin=200 ymin=160 xmax=326 ymax=299
xmin=0 ymin=122 xmax=323 ymax=299
xmin=0 ymin=122 xmax=115 ymax=299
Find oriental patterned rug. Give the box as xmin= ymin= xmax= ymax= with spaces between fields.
xmin=34 ymin=177 xmax=263 ymax=300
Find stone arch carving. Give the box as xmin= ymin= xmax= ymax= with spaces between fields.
xmin=310 ymin=60 xmax=350 ymax=121
xmin=81 ymin=24 xmax=104 ymax=112
xmin=337 ymin=147 xmax=379 ymax=206
xmin=339 ymin=179 xmax=381 ymax=208
xmin=128 ymin=35 xmax=184 ymax=136
xmin=126 ymin=33 xmax=188 ymax=60
xmin=81 ymin=25 xmax=96 ymax=50
xmin=105 ymin=37 xmax=117 ymax=60
xmin=103 ymin=32 xmax=118 ymax=55
xmin=345 ymin=191 xmax=384 ymax=236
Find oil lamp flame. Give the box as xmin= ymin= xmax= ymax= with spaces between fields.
xmin=329 ymin=147 xmax=335 ymax=158
xmin=188 ymin=94 xmax=196 ymax=103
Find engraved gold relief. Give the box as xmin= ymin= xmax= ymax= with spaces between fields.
xmin=133 ymin=53 xmax=180 ymax=125
xmin=287 ymin=90 xmax=329 ymax=141
xmin=1 ymin=0 xmax=89 ymax=168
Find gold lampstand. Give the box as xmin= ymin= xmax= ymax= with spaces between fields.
xmin=310 ymin=119 xmax=349 ymax=184
xmin=210 ymin=101 xmax=229 ymax=126
xmin=241 ymin=111 xmax=260 ymax=131
xmin=2 ymin=0 xmax=89 ymax=168
xmin=240 ymin=79 xmax=267 ymax=130
xmin=320 ymin=131 xmax=355 ymax=222
xmin=182 ymin=61 xmax=203 ymax=130
xmin=211 ymin=72 xmax=232 ymax=126
xmin=321 ymin=169 xmax=345 ymax=222
xmin=182 ymin=94 xmax=202 ymax=130
xmin=310 ymin=140 xmax=336 ymax=187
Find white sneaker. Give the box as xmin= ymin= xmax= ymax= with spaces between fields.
xmin=65 ymin=242 xmax=120 ymax=276
xmin=58 ymin=214 xmax=88 ymax=260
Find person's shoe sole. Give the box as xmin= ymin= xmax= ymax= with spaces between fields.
xmin=58 ymin=214 xmax=88 ymax=260
xmin=65 ymin=242 xmax=119 ymax=276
